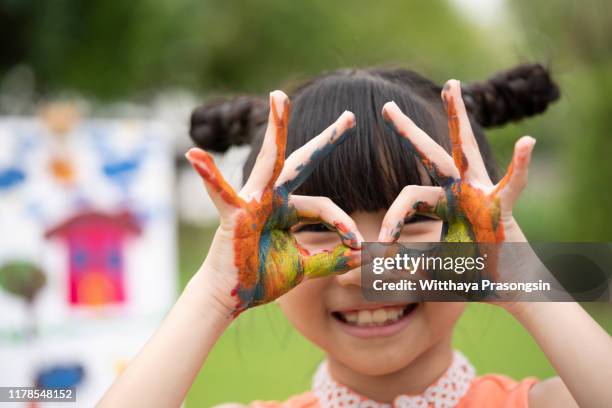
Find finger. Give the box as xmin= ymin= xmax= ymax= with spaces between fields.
xmin=185 ymin=148 xmax=244 ymax=218
xmin=290 ymin=195 xmax=363 ymax=249
xmin=241 ymin=90 xmax=290 ymax=199
xmin=301 ymin=243 xmax=361 ymax=279
xmin=382 ymin=101 xmax=459 ymax=186
xmin=378 ymin=186 xmax=446 ymax=242
xmin=492 ymin=136 xmax=536 ymax=207
xmin=276 ymin=111 xmax=356 ymax=192
xmin=441 ymin=79 xmax=491 ymax=184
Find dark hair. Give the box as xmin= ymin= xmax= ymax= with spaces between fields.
xmin=189 ymin=64 xmax=559 ymax=214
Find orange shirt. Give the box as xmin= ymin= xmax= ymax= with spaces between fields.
xmin=250 ymin=374 xmax=539 ymax=408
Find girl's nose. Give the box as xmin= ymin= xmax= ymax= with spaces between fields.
xmin=335 ymin=265 xmax=362 ymax=287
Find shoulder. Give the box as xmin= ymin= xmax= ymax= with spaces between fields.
xmin=528 ymin=376 xmax=578 ymax=408
xmin=459 ymin=373 xmax=539 ymax=407
xmin=214 ymin=392 xmax=318 ymax=408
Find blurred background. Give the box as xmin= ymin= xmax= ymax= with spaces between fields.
xmin=0 ymin=0 xmax=610 ymax=406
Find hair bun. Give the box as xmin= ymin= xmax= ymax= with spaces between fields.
xmin=189 ymin=96 xmax=268 ymax=152
xmin=462 ymin=63 xmax=560 ymax=128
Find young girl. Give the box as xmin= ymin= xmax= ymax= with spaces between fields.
xmin=98 ymin=65 xmax=612 ymax=407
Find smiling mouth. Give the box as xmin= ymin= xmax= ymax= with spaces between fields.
xmin=332 ymin=303 xmax=419 ymax=327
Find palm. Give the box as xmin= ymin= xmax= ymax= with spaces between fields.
xmin=379 ymin=80 xmax=535 ymax=291
xmin=440 ymin=180 xmax=504 ymax=243
xmin=187 ymin=92 xmax=361 ymax=316
xmin=380 ymin=79 xmax=535 ymax=245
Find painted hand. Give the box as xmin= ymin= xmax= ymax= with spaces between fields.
xmin=378 ymin=79 xmax=535 ymax=245
xmin=186 ymin=91 xmax=363 ymax=317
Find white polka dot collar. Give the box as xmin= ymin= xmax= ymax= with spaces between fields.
xmin=312 ymin=350 xmax=476 ymax=408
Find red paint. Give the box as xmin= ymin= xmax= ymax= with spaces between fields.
xmin=45 ymin=210 xmax=141 ymax=306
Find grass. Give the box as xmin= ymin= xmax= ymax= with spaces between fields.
xmin=179 ymin=223 xmax=612 ymax=407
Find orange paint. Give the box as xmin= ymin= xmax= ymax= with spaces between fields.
xmin=187 ymin=148 xmax=243 ymax=208
xmin=492 ymin=158 xmax=514 ymax=196
xmin=445 ymin=95 xmax=469 ymax=175
xmin=231 ymin=98 xmax=294 ymax=312
xmin=50 ymin=157 xmax=75 ymax=183
xmin=189 ymin=96 xmax=358 ymax=316
xmin=453 ymin=183 xmax=505 ymax=243
xmin=264 ymin=98 xmax=290 ymax=191
xmin=232 ymin=209 xmax=261 ymax=291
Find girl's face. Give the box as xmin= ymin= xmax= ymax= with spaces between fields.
xmin=278 ymin=210 xmax=465 ymax=375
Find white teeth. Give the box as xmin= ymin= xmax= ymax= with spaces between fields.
xmin=372 ymin=308 xmax=387 ymax=323
xmin=345 ymin=312 xmax=358 ymax=323
xmin=341 ymin=306 xmax=408 ymax=326
xmin=358 ymin=310 xmax=373 ymax=325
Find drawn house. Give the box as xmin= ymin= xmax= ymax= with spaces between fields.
xmin=45 ymin=211 xmax=141 ymax=306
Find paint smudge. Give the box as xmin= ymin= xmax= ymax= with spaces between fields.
xmin=188 ymin=98 xmax=357 ymax=317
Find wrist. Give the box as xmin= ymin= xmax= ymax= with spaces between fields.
xmin=183 ymin=264 xmax=238 ymax=322
xmin=500 ymin=301 xmax=536 ymax=320
xmin=502 ymin=216 xmax=527 ymax=242
xmin=504 ymin=302 xmax=575 ymax=325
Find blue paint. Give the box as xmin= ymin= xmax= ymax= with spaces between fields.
xmin=103 ymin=159 xmax=140 ymax=179
xmin=89 ymin=125 xmax=148 ymax=195
xmin=0 ymin=167 xmax=26 ymax=190
xmin=280 ymin=127 xmax=354 ymax=193
xmin=36 ymin=364 xmax=85 ymax=388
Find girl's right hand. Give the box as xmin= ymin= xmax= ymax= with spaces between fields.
xmin=186 ymin=91 xmax=363 ymax=317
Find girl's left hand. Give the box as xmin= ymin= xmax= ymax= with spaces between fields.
xmin=378 ymin=79 xmax=536 ymax=245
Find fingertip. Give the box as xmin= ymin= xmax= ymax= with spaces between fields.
xmin=382 ymin=100 xmax=398 ymax=110
xmin=186 ymin=149 xmax=215 ymax=180
xmin=514 ymin=136 xmax=537 ymax=168
xmin=442 ymin=79 xmax=462 ymax=101
xmin=270 ymin=89 xmax=287 ymax=100
xmin=269 ymin=90 xmax=289 ymax=116
xmin=340 ymin=110 xmax=356 ymax=128
xmin=184 ymin=148 xmax=195 ymax=161
xmin=520 ymin=135 xmax=537 ymax=148
xmin=185 ymin=146 xmax=199 ymax=159
xmin=185 ymin=147 xmax=211 ymax=164
xmin=516 ymin=136 xmax=537 ymax=156
xmin=446 ymin=79 xmax=460 ymax=89
xmin=381 ymin=101 xmax=399 ymax=120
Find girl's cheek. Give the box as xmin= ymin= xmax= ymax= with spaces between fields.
xmin=277 ymin=278 xmax=331 ymax=343
xmin=422 ymin=302 xmax=466 ymax=334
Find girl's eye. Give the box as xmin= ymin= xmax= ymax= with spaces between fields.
xmin=404 ymin=214 xmax=436 ymax=224
xmin=293 ymin=223 xmax=332 ymax=233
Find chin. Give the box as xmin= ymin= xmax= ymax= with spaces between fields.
xmin=329 ymin=343 xmax=426 ymax=376
xmin=324 ymin=307 xmax=431 ymax=376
